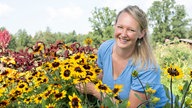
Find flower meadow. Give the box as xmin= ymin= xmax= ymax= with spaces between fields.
xmin=0 ymin=29 xmax=191 ymax=108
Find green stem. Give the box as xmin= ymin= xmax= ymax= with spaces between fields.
xmin=137 ymin=100 xmax=150 ymax=108
xmin=83 ymin=83 xmax=89 ymax=106
xmin=137 ymin=76 xmax=148 ymax=100
xmin=180 ymin=79 xmax=192 ymax=108
xmin=170 ymin=76 xmax=173 ymax=108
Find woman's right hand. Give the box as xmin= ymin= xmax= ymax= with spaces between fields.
xmin=75 ymin=82 xmax=96 ymax=95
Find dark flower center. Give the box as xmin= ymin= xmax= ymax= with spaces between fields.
xmin=19 ymin=84 xmax=25 ymax=88
xmin=75 ymin=67 xmax=83 ymax=73
xmin=113 ymin=88 xmax=119 ymax=94
xmin=64 ymin=70 xmax=70 ymax=77
xmin=52 ymin=62 xmax=60 ymax=67
xmin=55 ymin=93 xmax=62 ymax=98
xmin=167 ymin=68 xmax=179 ymax=76
xmin=72 ymin=98 xmax=79 ymax=107
xmin=99 ymin=85 xmax=107 ymax=90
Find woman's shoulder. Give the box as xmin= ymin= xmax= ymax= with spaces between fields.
xmin=99 ymin=39 xmax=114 ymax=48
xmin=98 ymin=39 xmax=114 ymax=51
xmin=97 ymin=39 xmax=114 ymax=59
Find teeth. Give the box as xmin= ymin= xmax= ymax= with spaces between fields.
xmin=119 ymin=37 xmax=128 ymax=41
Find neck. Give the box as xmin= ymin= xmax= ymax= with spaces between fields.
xmin=113 ymin=44 xmax=134 ymax=60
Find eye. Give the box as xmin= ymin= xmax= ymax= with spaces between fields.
xmin=117 ymin=25 xmax=123 ymax=29
xmin=127 ymin=28 xmax=136 ymax=32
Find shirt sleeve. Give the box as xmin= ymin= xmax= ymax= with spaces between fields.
xmin=131 ymin=68 xmax=162 ymax=92
xmin=96 ymin=39 xmax=114 ymax=69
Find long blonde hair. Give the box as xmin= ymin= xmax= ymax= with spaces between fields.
xmin=115 ymin=5 xmax=157 ymax=69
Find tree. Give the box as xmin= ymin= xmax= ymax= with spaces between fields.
xmin=15 ymin=29 xmax=33 ymax=50
xmin=8 ymin=35 xmax=17 ymax=50
xmin=147 ymin=0 xmax=191 ymax=43
xmin=89 ymin=7 xmax=116 ymax=39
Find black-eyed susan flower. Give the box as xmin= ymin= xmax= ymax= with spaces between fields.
xmin=33 ymin=42 xmax=45 ymax=55
xmin=84 ymin=37 xmax=93 ymax=45
xmin=82 ymin=64 xmax=97 ymax=80
xmin=54 ymin=89 xmax=67 ymax=101
xmin=16 ymin=81 xmax=28 ymax=92
xmin=70 ymin=52 xmax=84 ymax=64
xmin=34 ymin=94 xmax=43 ymax=104
xmin=85 ymin=70 xmax=97 ymax=81
xmin=73 ymin=76 xmax=91 ymax=85
xmin=9 ymin=96 xmax=17 ymax=102
xmin=46 ymin=103 xmax=56 ymax=108
xmin=42 ymin=89 xmax=53 ymax=100
xmin=72 ymin=64 xmax=86 ymax=78
xmin=95 ymin=80 xmax=112 ymax=94
xmin=9 ymin=89 xmax=22 ymax=97
xmin=49 ymin=57 xmax=61 ymax=71
xmin=113 ymin=84 xmax=123 ymax=96
xmin=68 ymin=93 xmax=82 ymax=108
xmin=0 ymin=56 xmax=16 ymax=64
xmin=24 ymin=97 xmax=31 ymax=104
xmin=60 ymin=66 xmax=72 ymax=80
xmin=87 ymin=53 xmax=97 ymax=62
xmin=190 ymin=70 xmax=192 ymax=78
xmin=0 ymin=100 xmax=9 ymax=107
xmin=164 ymin=65 xmax=183 ymax=79
xmin=93 ymin=67 xmax=102 ymax=75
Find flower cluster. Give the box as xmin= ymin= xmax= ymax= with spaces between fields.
xmin=0 ymin=29 xmax=130 ymax=108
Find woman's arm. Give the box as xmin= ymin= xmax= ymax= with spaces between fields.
xmin=129 ymin=89 xmax=148 ymax=108
xmin=76 ymin=72 xmax=104 ymax=100
xmin=75 ymin=82 xmax=105 ymax=101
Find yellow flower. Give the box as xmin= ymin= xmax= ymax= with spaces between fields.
xmin=87 ymin=53 xmax=97 ymax=62
xmin=46 ymin=103 xmax=56 ymax=108
xmin=54 ymin=89 xmax=67 ymax=101
xmin=127 ymin=101 xmax=131 ymax=107
xmin=42 ymin=89 xmax=53 ymax=100
xmin=68 ymin=93 xmax=82 ymax=108
xmin=34 ymin=94 xmax=43 ymax=104
xmin=95 ymin=80 xmax=112 ymax=94
xmin=70 ymin=52 xmax=85 ymax=64
xmin=164 ymin=65 xmax=183 ymax=79
xmin=146 ymin=87 xmax=156 ymax=94
xmin=190 ymin=70 xmax=192 ymax=78
xmin=49 ymin=57 xmax=62 ymax=71
xmin=46 ymin=103 xmax=55 ymax=108
xmin=151 ymin=97 xmax=160 ymax=104
xmin=72 ymin=64 xmax=86 ymax=78
xmin=0 ymin=56 xmax=16 ymax=64
xmin=60 ymin=66 xmax=72 ymax=80
xmin=33 ymin=42 xmax=45 ymax=55
xmin=24 ymin=97 xmax=31 ymax=104
xmin=84 ymin=37 xmax=93 ymax=45
xmin=16 ymin=81 xmax=29 ymax=92
xmin=178 ymin=85 xmax=183 ymax=91
xmin=0 ymin=100 xmax=9 ymax=107
xmin=113 ymin=84 xmax=123 ymax=96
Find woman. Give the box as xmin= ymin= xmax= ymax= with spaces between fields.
xmin=77 ymin=5 xmax=168 ymax=108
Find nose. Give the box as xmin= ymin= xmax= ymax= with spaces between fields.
xmin=121 ymin=29 xmax=127 ymax=37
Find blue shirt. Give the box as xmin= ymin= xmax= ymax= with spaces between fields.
xmin=97 ymin=39 xmax=168 ymax=108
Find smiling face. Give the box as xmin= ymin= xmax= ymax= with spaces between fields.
xmin=114 ymin=12 xmax=144 ymax=50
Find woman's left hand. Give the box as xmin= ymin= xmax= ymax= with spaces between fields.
xmin=75 ymin=82 xmax=96 ymax=95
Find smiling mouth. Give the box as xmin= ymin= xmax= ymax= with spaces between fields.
xmin=118 ymin=37 xmax=130 ymax=41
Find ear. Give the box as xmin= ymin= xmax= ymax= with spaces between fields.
xmin=139 ymin=29 xmax=146 ymax=39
